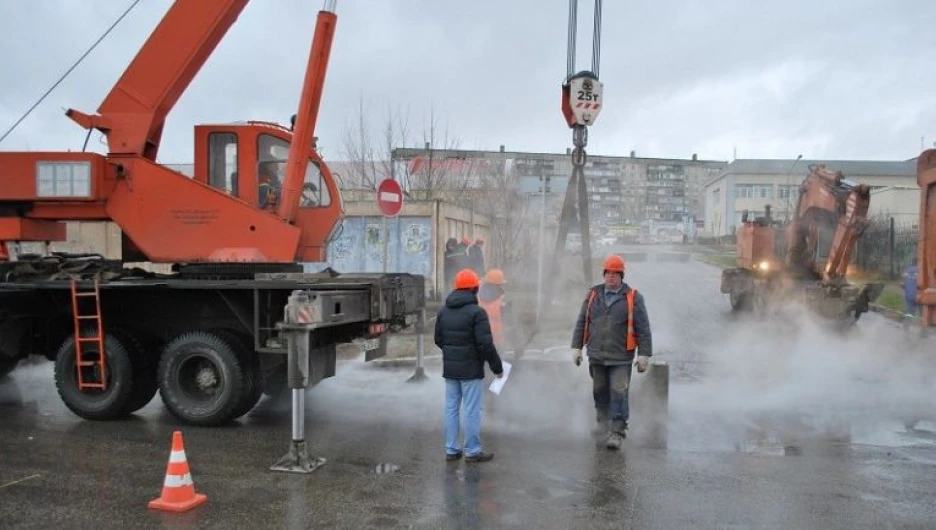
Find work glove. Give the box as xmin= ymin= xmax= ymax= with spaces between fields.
xmin=495 ymin=371 xmax=504 ymax=379
xmin=635 ymin=355 xmax=650 ymax=373
xmin=572 ymin=348 xmax=583 ymax=366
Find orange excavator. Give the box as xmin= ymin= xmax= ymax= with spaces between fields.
xmin=0 ymin=0 xmax=424 ymax=425
xmin=720 ymin=164 xmax=883 ymax=322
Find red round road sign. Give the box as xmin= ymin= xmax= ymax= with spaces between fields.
xmin=376 ymin=178 xmax=404 ymax=217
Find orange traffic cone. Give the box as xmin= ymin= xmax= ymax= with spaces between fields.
xmin=148 ymin=431 xmax=208 ymax=512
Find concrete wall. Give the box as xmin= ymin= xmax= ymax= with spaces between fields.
xmin=328 ymin=199 xmax=490 ymax=297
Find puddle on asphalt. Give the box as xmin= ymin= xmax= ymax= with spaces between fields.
xmin=374 ymin=462 xmax=400 ymax=475
xmin=735 ymin=438 xmax=803 ymax=457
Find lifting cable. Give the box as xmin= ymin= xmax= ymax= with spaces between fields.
xmin=0 ymin=0 xmax=142 ymax=146
xmin=566 ymin=0 xmax=603 ymax=285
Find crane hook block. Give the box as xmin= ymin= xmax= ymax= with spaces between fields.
xmin=561 ymin=71 xmax=603 ymax=128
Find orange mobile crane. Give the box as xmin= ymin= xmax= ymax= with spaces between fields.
xmin=720 ymin=164 xmax=883 ymax=323
xmin=0 ymin=0 xmax=424 ymax=425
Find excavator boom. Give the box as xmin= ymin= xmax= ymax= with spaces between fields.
xmin=785 ymin=164 xmax=871 ymax=283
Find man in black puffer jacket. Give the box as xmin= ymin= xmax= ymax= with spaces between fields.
xmin=435 ymin=268 xmax=504 ymax=463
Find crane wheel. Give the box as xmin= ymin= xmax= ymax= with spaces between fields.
xmin=210 ymin=329 xmax=263 ymax=419
xmin=111 ymin=329 xmax=159 ymax=415
xmin=53 ymin=330 xmax=135 ymax=421
xmin=157 ymin=331 xmax=245 ymax=426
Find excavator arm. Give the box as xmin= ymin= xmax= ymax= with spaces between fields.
xmin=785 ymin=164 xmax=871 ymax=284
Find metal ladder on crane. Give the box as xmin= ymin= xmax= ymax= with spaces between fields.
xmin=70 ymin=279 xmax=108 ymax=391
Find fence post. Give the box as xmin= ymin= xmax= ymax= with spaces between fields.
xmin=889 ymin=217 xmax=896 ymax=279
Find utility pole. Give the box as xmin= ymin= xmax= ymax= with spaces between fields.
xmin=784 ymin=154 xmax=803 ymax=223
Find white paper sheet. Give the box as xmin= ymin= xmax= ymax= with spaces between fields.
xmin=488 ymin=361 xmax=512 ymax=395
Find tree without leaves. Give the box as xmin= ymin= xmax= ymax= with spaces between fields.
xmin=338 ymin=96 xmax=411 ymax=191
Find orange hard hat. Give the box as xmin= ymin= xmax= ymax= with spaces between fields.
xmin=603 ymin=254 xmax=625 ymax=273
xmin=454 ymin=268 xmax=480 ymax=289
xmin=484 ymin=268 xmax=506 ymax=285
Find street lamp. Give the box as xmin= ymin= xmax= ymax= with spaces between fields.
xmin=785 ymin=154 xmax=803 ymax=222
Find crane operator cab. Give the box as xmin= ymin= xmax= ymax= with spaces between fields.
xmin=191 ymin=120 xmax=341 ymax=262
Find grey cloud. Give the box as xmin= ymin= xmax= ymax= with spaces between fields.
xmin=1 ymin=0 xmax=934 ymax=164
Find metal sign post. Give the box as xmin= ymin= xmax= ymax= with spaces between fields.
xmin=376 ymin=178 xmax=403 ymax=275
xmin=407 ymin=308 xmax=428 ymax=382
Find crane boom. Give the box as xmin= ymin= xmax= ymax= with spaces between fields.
xmin=0 ymin=0 xmax=344 ymax=264
xmin=66 ymin=0 xmax=249 ymax=160
xmin=278 ymin=5 xmax=337 ymax=223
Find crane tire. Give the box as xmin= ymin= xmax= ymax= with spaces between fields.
xmin=112 ymin=329 xmax=159 ymax=415
xmin=53 ymin=330 xmax=135 ymax=421
xmin=210 ymin=329 xmax=263 ymax=419
xmin=158 ymin=331 xmax=244 ymax=427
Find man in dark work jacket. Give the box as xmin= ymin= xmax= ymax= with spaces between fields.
xmin=435 ymin=268 xmax=504 ymax=463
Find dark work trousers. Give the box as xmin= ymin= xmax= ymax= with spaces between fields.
xmin=589 ymin=363 xmax=632 ymax=431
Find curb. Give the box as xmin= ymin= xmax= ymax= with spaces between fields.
xmin=369 ymin=355 xmax=442 ymax=368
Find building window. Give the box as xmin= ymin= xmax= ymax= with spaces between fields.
xmin=754 ymin=185 xmax=774 ymax=199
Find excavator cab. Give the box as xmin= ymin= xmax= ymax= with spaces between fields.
xmin=192 ymin=122 xmax=341 ymax=262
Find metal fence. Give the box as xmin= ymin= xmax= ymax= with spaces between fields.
xmin=852 ymin=216 xmax=918 ymax=279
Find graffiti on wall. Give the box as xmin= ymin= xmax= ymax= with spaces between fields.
xmin=323 ymin=216 xmax=432 ymax=276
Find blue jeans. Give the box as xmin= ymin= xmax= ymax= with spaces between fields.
xmin=445 ymin=378 xmax=484 ymax=456
xmin=590 ymin=363 xmax=632 ymax=428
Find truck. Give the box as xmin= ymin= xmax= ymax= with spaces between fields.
xmin=720 ymin=164 xmax=883 ymax=323
xmin=0 ymin=0 xmax=426 ymax=426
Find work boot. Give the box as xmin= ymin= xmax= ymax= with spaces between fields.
xmin=465 ymin=452 xmax=494 ymax=463
xmin=606 ymin=421 xmax=627 ymax=450
xmin=446 ymin=451 xmax=463 ymax=461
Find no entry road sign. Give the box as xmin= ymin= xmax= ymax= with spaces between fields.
xmin=377 ymin=178 xmax=403 ymax=217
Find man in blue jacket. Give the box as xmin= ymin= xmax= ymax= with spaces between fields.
xmin=435 ymin=268 xmax=504 ymax=463
xmin=571 ymin=254 xmax=652 ymax=450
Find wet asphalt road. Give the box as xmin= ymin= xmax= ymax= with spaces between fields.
xmin=2 ymin=244 xmax=936 ymax=529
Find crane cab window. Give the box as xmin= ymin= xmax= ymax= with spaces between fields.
xmin=256 ymin=134 xmax=331 ymax=209
xmin=208 ymin=132 xmax=238 ymax=196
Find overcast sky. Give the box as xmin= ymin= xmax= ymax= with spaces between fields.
xmin=1 ymin=0 xmax=935 ymax=165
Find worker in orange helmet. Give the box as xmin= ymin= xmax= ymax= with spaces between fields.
xmin=435 ymin=268 xmax=503 ymax=463
xmin=478 ymin=268 xmax=521 ymax=359
xmin=570 ymin=254 xmax=652 ymax=450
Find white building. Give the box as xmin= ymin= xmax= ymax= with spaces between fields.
xmin=869 ymin=186 xmax=921 ymax=226
xmin=703 ymin=158 xmax=918 ymax=236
